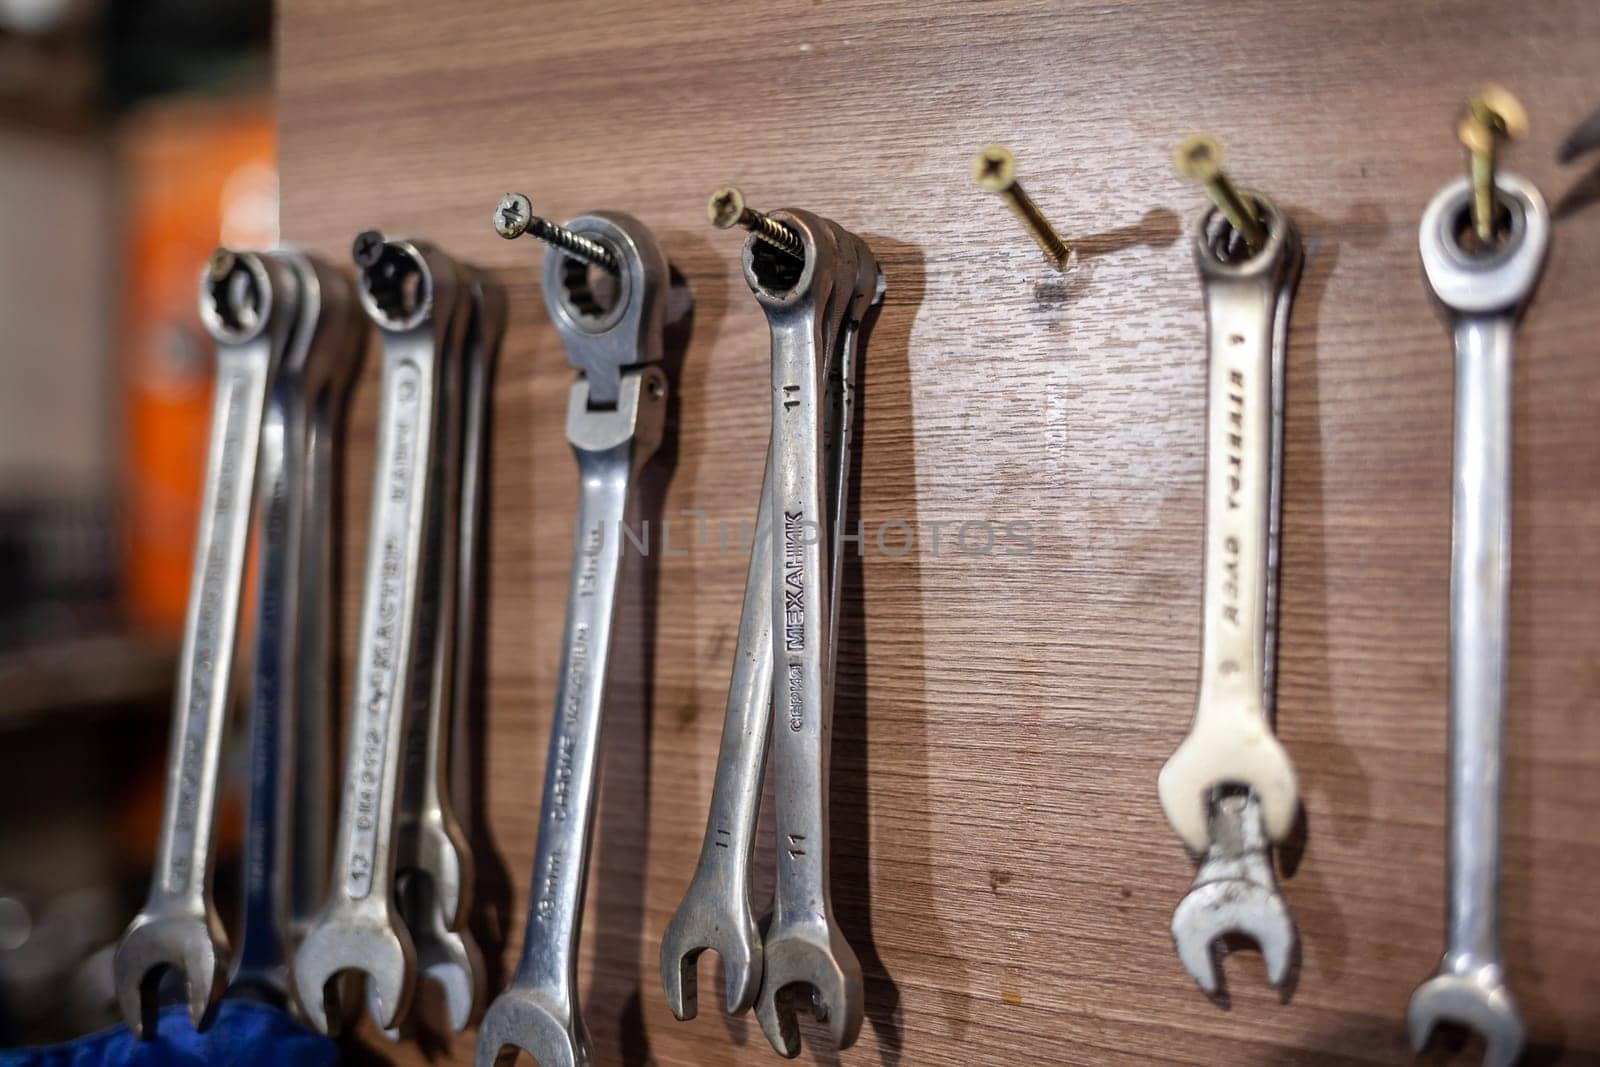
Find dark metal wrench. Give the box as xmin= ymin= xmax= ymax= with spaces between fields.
xmin=226 ymin=252 xmax=364 ymax=1005
xmin=114 ymin=250 xmax=301 ymax=1037
xmin=294 ymin=235 xmax=470 ymax=1033
xmin=476 ymin=212 xmax=669 ymax=1067
xmin=1408 ymin=171 xmax=1548 ymax=1067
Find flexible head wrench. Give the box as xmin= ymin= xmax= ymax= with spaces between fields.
xmin=1408 ymin=172 xmax=1548 ymax=1067
xmin=1160 ymin=194 xmax=1303 ymax=996
xmin=295 ymin=234 xmax=469 ymax=1033
xmin=114 ymin=250 xmax=299 ymax=1037
xmin=476 ymin=212 xmax=668 ymax=1067
xmin=227 ymin=252 xmax=363 ymax=1005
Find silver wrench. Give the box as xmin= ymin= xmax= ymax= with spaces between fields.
xmin=748 ymin=210 xmax=871 ymax=1058
xmin=1408 ymin=171 xmax=1548 ymax=1067
xmin=476 ymin=211 xmax=668 ymax=1067
xmin=227 ymin=252 xmax=363 ymax=1005
xmin=1159 ymin=192 xmax=1303 ymax=996
xmin=295 ymin=233 xmax=470 ymax=1033
xmin=114 ymin=250 xmax=299 ymax=1037
xmin=378 ymin=269 xmax=503 ymax=1037
xmin=659 ymin=448 xmax=774 ymax=1020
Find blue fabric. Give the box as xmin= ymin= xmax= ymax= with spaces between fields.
xmin=0 ymin=1001 xmax=338 ymax=1067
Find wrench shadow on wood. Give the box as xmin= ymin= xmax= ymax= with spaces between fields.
xmin=793 ymin=235 xmax=931 ymax=1067
xmin=1031 ymin=208 xmax=1182 ymax=311
xmin=585 ymin=261 xmax=697 ymax=1067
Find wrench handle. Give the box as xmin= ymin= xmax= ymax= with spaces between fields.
xmin=330 ymin=339 xmax=441 ymax=902
xmin=513 ymin=373 xmax=658 ymax=993
xmin=693 ymin=456 xmax=775 ymax=884
xmin=1446 ymin=315 xmax=1513 ymax=962
xmin=1194 ymin=278 xmax=1278 ymax=717
xmin=769 ymin=312 xmax=838 ymax=930
xmin=155 ymin=352 xmax=272 ymax=901
xmin=233 ymin=389 xmax=308 ymax=980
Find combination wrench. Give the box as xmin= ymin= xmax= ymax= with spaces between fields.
xmin=114 ymin=249 xmax=300 ymax=1037
xmin=376 ymin=269 xmax=504 ymax=1037
xmin=1407 ymin=171 xmax=1548 ymax=1067
xmin=227 ymin=252 xmax=364 ymax=1005
xmin=1158 ymin=183 xmax=1304 ymax=998
xmin=477 ymin=207 xmax=669 ymax=1067
xmin=751 ymin=210 xmax=881 ymax=1058
xmin=295 ymin=233 xmax=470 ymax=1033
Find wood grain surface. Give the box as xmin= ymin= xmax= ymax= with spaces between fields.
xmin=277 ymin=1 xmax=1600 ymax=1063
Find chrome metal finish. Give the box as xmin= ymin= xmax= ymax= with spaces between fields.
xmin=1408 ymin=172 xmax=1549 ymax=1067
xmin=476 ymin=212 xmax=669 ymax=1067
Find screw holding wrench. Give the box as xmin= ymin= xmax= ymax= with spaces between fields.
xmin=1408 ymin=128 xmax=1548 ymax=1067
xmin=227 ymin=252 xmax=364 ymax=1006
xmin=1159 ymin=137 xmax=1304 ymax=998
xmin=295 ymin=233 xmax=472 ymax=1033
xmin=476 ymin=203 xmax=669 ymax=1067
xmin=114 ymin=250 xmax=301 ymax=1037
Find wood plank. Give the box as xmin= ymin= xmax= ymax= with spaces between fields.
xmin=277 ymin=1 xmax=1600 ymax=1062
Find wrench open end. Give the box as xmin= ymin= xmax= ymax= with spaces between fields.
xmin=755 ymin=937 xmax=864 ymax=1058
xmin=474 ymin=988 xmax=589 ymax=1067
xmin=292 ymin=916 xmax=415 ymax=1034
xmin=113 ymin=913 xmax=224 ymax=1038
xmin=658 ymin=896 xmax=762 ymax=1019
xmin=1171 ymin=881 xmax=1295 ymax=997
xmin=1407 ymin=968 xmax=1525 ymax=1067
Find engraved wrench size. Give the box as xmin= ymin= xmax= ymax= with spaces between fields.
xmin=477 ymin=212 xmax=668 ymax=1067
xmin=748 ymin=211 xmax=880 ymax=1058
xmin=1407 ymin=171 xmax=1548 ymax=1067
xmin=114 ymin=250 xmax=300 ymax=1038
xmin=227 ymin=252 xmax=363 ymax=1005
xmin=295 ymin=235 xmax=469 ymax=1033
xmin=1159 ymin=194 xmax=1303 ymax=997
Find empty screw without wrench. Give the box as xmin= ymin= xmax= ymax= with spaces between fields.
xmin=476 ymin=209 xmax=669 ymax=1067
xmin=971 ymin=145 xmax=1071 ymax=270
xmin=1407 ymin=159 xmax=1549 ymax=1067
xmin=1158 ymin=154 xmax=1304 ymax=998
xmin=295 ymin=233 xmax=472 ymax=1034
xmin=114 ymin=250 xmax=300 ymax=1037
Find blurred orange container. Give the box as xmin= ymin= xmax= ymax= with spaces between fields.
xmin=119 ymin=97 xmax=276 ymax=634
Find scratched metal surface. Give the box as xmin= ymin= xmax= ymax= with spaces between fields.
xmin=278 ymin=1 xmax=1600 ymax=1063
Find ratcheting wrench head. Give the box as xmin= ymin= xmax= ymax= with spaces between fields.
xmin=1170 ymin=793 xmax=1295 ymax=997
xmin=1408 ymin=171 xmax=1547 ymax=1067
xmin=115 ymin=250 xmax=299 ymax=1038
xmin=478 ymin=210 xmax=669 ymax=1067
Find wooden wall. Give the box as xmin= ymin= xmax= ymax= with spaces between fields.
xmin=277 ymin=1 xmax=1600 ymax=1062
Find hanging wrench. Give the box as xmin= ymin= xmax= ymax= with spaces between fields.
xmin=376 ymin=269 xmax=503 ymax=1037
xmin=114 ymin=250 xmax=299 ymax=1037
xmin=747 ymin=210 xmax=870 ymax=1058
xmin=1407 ymin=171 xmax=1548 ymax=1067
xmin=659 ymin=447 xmax=774 ymax=1020
xmin=476 ymin=211 xmax=668 ymax=1067
xmin=1160 ymin=192 xmax=1303 ymax=995
xmin=295 ymin=233 xmax=470 ymax=1033
xmin=227 ymin=252 xmax=363 ymax=1005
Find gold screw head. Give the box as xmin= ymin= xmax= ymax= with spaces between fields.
xmin=1173 ymin=133 xmax=1224 ymax=183
xmin=494 ymin=193 xmax=533 ymax=240
xmin=1463 ymin=84 xmax=1529 ymax=145
xmin=971 ymin=146 xmax=1016 ymax=192
xmin=205 ymin=247 xmax=237 ymax=282
xmin=707 ymin=186 xmax=746 ymax=229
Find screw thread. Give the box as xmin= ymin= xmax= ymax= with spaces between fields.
xmin=741 ymin=209 xmax=805 ymax=258
xmin=1002 ymin=184 xmax=1071 ymax=269
xmin=530 ymin=217 xmax=620 ymax=275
